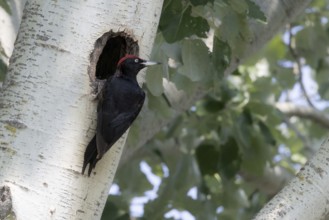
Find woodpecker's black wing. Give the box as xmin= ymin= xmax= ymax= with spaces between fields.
xmin=82 ymin=75 xmax=145 ymax=176
xmin=96 ymin=76 xmax=145 ymax=156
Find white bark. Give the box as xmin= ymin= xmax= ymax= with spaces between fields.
xmin=254 ymin=137 xmax=329 ymax=220
xmin=0 ymin=0 xmax=163 ymax=219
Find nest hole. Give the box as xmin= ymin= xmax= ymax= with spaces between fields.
xmin=88 ymin=31 xmax=139 ymax=93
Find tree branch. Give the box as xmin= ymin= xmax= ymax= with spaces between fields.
xmin=276 ymin=102 xmax=329 ymax=130
xmin=254 ymin=137 xmax=329 ymax=219
xmin=287 ymin=24 xmax=316 ymax=108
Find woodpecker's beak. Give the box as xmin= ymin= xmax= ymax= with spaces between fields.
xmin=142 ymin=60 xmax=161 ymax=66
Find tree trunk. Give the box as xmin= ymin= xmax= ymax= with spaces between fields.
xmin=254 ymin=137 xmax=329 ymax=219
xmin=0 ymin=0 xmax=163 ymax=219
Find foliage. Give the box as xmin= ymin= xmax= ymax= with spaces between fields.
xmin=0 ymin=41 xmax=8 ymax=82
xmin=0 ymin=0 xmax=10 ymax=15
xmin=103 ymin=0 xmax=329 ymax=219
xmin=0 ymin=0 xmax=10 ymax=82
xmin=0 ymin=57 xmax=7 ymax=82
xmin=1 ymin=0 xmax=327 ymax=218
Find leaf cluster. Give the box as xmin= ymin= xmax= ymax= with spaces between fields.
xmin=106 ymin=0 xmax=328 ymax=219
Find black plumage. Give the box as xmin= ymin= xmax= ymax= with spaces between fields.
xmin=82 ymin=55 xmax=159 ymax=176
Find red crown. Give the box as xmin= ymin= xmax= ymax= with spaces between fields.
xmin=117 ymin=54 xmax=140 ymax=66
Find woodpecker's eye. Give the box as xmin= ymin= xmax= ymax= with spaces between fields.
xmin=134 ymin=59 xmax=139 ymax=63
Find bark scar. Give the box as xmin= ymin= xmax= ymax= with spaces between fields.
xmin=1 ymin=120 xmax=27 ymax=129
xmin=0 ymin=186 xmax=15 ymax=219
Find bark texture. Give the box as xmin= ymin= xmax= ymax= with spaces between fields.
xmin=0 ymin=0 xmax=163 ymax=219
xmin=254 ymin=137 xmax=329 ymax=220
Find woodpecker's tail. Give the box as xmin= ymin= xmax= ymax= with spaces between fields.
xmin=82 ymin=135 xmax=99 ymax=176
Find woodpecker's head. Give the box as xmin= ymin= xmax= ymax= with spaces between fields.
xmin=117 ymin=54 xmax=160 ymax=77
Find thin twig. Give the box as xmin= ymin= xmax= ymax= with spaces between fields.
xmin=276 ymin=102 xmax=329 ymax=130
xmin=287 ymin=24 xmax=316 ymax=109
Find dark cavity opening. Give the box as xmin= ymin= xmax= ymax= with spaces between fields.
xmin=89 ymin=31 xmax=139 ymax=90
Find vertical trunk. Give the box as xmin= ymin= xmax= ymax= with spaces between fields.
xmin=0 ymin=0 xmax=163 ymax=219
xmin=254 ymin=137 xmax=329 ymax=219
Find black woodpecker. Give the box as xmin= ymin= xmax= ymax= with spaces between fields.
xmin=82 ymin=54 xmax=160 ymax=176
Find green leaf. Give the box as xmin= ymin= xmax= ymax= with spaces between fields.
xmin=250 ymin=76 xmax=280 ymax=102
xmin=171 ymin=69 xmax=197 ymax=93
xmin=215 ymin=8 xmax=239 ymax=43
xmin=258 ymin=121 xmax=276 ymax=146
xmin=222 ymin=183 xmax=250 ymax=209
xmin=217 ymin=80 xmax=237 ymax=103
xmin=219 ymin=138 xmax=241 ymax=179
xmin=189 ymin=0 xmax=214 ymax=6
xmin=234 ymin=111 xmax=252 ymax=148
xmin=159 ymin=3 xmax=209 ymax=43
xmin=295 ymin=25 xmax=329 ymax=68
xmin=198 ymin=96 xmax=226 ymax=113
xmin=203 ymin=99 xmax=226 ymax=113
xmin=244 ymin=35 xmax=284 ymax=67
xmin=316 ymin=58 xmax=329 ymax=99
xmin=225 ymin=0 xmax=248 ymax=14
xmin=147 ymin=91 xmax=172 ymax=118
xmin=161 ymin=42 xmax=182 ymax=62
xmin=0 ymin=41 xmax=7 ymax=57
xmin=246 ymin=0 xmax=267 ymax=22
xmin=101 ymin=198 xmax=130 ymax=220
xmin=240 ymin=132 xmax=268 ymax=175
xmin=274 ymin=67 xmax=296 ymax=89
xmin=319 ymin=83 xmax=329 ymax=99
xmin=143 ymin=156 xmax=201 ymax=219
xmin=126 ymin=118 xmax=141 ymax=147
xmin=116 ymin=160 xmax=153 ymax=198
xmin=264 ymin=35 xmax=285 ymax=62
xmin=146 ymin=65 xmax=164 ymax=96
xmin=0 ymin=0 xmax=11 ymax=15
xmin=196 ymin=143 xmax=220 ymax=176
xmin=186 ymin=198 xmax=218 ymax=220
xmin=165 ymin=115 xmax=184 ymax=138
xmin=247 ymin=101 xmax=282 ymax=126
xmin=231 ymin=110 xmax=270 ymax=175
xmin=171 ymin=154 xmax=202 ymax=189
xmin=179 ymin=39 xmax=210 ymax=81
xmin=145 ymin=33 xmax=166 ymax=96
xmin=0 ymin=58 xmax=7 ymax=81
xmin=203 ymin=175 xmax=223 ymax=195
xmin=212 ymin=37 xmax=231 ymax=76
xmin=215 ymin=7 xmax=251 ymax=54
